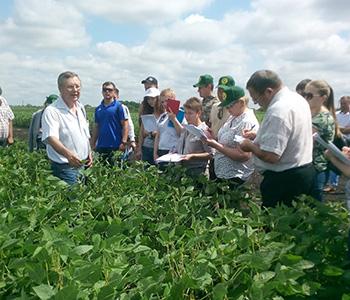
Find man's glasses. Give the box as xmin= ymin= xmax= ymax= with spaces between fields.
xmin=103 ymin=87 xmax=115 ymax=93
xmin=302 ymin=92 xmax=320 ymax=101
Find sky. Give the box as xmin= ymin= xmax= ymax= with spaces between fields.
xmin=0 ymin=0 xmax=350 ymax=106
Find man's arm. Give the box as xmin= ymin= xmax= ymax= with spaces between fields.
xmin=240 ymin=139 xmax=280 ymax=164
xmin=7 ymin=120 xmax=14 ymax=144
xmin=90 ymin=123 xmax=99 ymax=150
xmin=47 ymin=136 xmax=82 ymax=167
xmin=119 ymin=119 xmax=129 ymax=151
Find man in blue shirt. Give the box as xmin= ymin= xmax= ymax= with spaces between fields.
xmin=91 ymin=81 xmax=129 ymax=165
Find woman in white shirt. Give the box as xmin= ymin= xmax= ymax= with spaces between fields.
xmin=204 ymin=85 xmax=259 ymax=187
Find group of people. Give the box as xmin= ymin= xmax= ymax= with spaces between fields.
xmin=2 ymin=69 xmax=350 ymax=209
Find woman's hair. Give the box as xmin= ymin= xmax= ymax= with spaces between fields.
xmin=308 ymin=80 xmax=340 ymax=137
xmin=138 ymin=95 xmax=164 ymax=124
xmin=184 ymin=97 xmax=202 ymax=112
xmin=160 ymin=88 xmax=176 ymax=100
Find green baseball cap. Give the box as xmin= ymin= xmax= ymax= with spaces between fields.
xmin=219 ymin=85 xmax=245 ymax=107
xmin=217 ymin=75 xmax=235 ymax=89
xmin=45 ymin=94 xmax=59 ymax=105
xmin=193 ymin=74 xmax=214 ymax=87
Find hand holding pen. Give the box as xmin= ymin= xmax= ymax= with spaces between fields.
xmin=242 ymin=124 xmax=257 ymax=140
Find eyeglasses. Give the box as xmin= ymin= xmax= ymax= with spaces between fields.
xmin=66 ymin=85 xmax=80 ymax=92
xmin=302 ymin=92 xmax=320 ymax=101
xmin=102 ymin=87 xmax=115 ymax=93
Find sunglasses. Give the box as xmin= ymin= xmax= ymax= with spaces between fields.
xmin=302 ymin=92 xmax=320 ymax=101
xmin=102 ymin=87 xmax=115 ymax=93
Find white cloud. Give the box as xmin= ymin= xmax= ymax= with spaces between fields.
xmin=1 ymin=0 xmax=350 ymax=106
xmin=0 ymin=0 xmax=89 ymax=52
xmin=66 ymin=0 xmax=213 ymax=24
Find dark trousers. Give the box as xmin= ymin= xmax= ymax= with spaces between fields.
xmin=261 ymin=163 xmax=315 ymax=208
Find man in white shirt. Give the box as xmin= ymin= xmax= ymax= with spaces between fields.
xmin=0 ymin=87 xmax=14 ymax=147
xmin=240 ymin=70 xmax=315 ymax=207
xmin=42 ymin=71 xmax=92 ymax=185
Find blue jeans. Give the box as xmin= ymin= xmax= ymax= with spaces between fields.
xmin=311 ymin=171 xmax=327 ymax=202
xmin=51 ymin=161 xmax=83 ymax=185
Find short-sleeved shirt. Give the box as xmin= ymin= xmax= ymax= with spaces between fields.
xmin=201 ymin=95 xmax=220 ymax=126
xmin=177 ymin=122 xmax=213 ymax=172
xmin=42 ymin=97 xmax=90 ymax=163
xmin=122 ymin=104 xmax=135 ymax=142
xmin=254 ymin=87 xmax=313 ymax=172
xmin=0 ymin=100 xmax=14 ymax=139
xmin=94 ymin=100 xmax=126 ymax=149
xmin=157 ymin=110 xmax=186 ymax=151
xmin=337 ymin=111 xmax=350 ymax=140
xmin=210 ymin=102 xmax=231 ymax=137
xmin=214 ymin=111 xmax=259 ymax=180
xmin=312 ymin=111 xmax=335 ymax=172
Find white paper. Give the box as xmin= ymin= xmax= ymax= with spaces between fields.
xmin=155 ymin=153 xmax=184 ymax=163
xmin=233 ymin=135 xmax=245 ymax=144
xmin=184 ymin=124 xmax=207 ymax=139
xmin=313 ymin=133 xmax=350 ymax=165
xmin=141 ymin=114 xmax=158 ymax=132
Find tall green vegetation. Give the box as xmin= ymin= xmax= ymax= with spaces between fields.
xmin=0 ymin=143 xmax=349 ymax=299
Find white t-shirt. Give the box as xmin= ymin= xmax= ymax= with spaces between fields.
xmin=254 ymin=87 xmax=313 ymax=172
xmin=42 ymin=97 xmax=90 ymax=163
xmin=337 ymin=111 xmax=350 ymax=140
xmin=157 ymin=112 xmax=186 ymax=151
xmin=214 ymin=111 xmax=259 ymax=180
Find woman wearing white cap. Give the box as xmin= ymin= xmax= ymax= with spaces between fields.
xmin=136 ymin=87 xmax=164 ymax=165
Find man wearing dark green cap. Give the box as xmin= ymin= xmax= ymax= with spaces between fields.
xmin=210 ymin=75 xmax=235 ymax=137
xmin=28 ymin=94 xmax=58 ymax=151
xmin=193 ymin=74 xmax=219 ymax=127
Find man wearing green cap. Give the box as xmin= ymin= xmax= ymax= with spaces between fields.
xmin=193 ymin=74 xmax=219 ymax=127
xmin=210 ymin=75 xmax=235 ymax=137
xmin=28 ymin=94 xmax=58 ymax=151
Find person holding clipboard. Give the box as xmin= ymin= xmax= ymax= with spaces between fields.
xmin=153 ymin=88 xmax=185 ymax=162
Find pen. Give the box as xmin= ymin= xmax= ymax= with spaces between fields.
xmin=250 ymin=125 xmax=256 ymax=131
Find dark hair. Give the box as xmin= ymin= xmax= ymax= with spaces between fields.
xmin=246 ymin=70 xmax=282 ymax=94
xmin=102 ymin=81 xmax=117 ymax=89
xmin=138 ymin=95 xmax=164 ymax=125
xmin=295 ymin=79 xmax=312 ymax=93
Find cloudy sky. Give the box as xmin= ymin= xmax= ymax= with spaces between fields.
xmin=1 ymin=0 xmax=350 ymax=106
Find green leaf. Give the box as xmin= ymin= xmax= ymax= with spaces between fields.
xmin=33 ymin=284 xmax=55 ymax=300
xmin=213 ymin=283 xmax=227 ymax=300
xmin=323 ymin=265 xmax=344 ymax=277
xmin=54 ymin=286 xmax=79 ymax=300
xmin=72 ymin=245 xmax=93 ymax=255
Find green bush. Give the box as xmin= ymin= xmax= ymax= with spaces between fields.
xmin=0 ymin=143 xmax=349 ymax=299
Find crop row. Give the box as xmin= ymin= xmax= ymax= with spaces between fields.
xmin=0 ymin=143 xmax=350 ymax=299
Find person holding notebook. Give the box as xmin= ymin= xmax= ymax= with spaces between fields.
xmin=176 ymin=97 xmax=213 ymax=176
xmin=153 ymin=88 xmax=184 ymax=161
xmin=204 ymin=85 xmax=259 ymax=188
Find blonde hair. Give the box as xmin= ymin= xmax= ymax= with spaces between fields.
xmin=184 ymin=97 xmax=202 ymax=112
xmin=160 ymin=88 xmax=176 ymax=100
xmin=307 ymin=80 xmax=339 ymax=136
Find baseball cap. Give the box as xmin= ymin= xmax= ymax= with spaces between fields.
xmin=45 ymin=94 xmax=59 ymax=104
xmin=141 ymin=76 xmax=158 ymax=85
xmin=217 ymin=76 xmax=235 ymax=89
xmin=193 ymin=74 xmax=214 ymax=87
xmin=219 ymin=85 xmax=245 ymax=107
xmin=145 ymin=87 xmax=160 ymax=97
